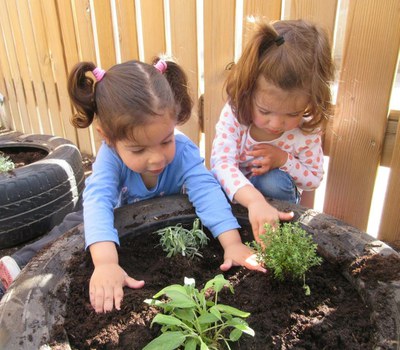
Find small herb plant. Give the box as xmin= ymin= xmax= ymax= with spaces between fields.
xmin=144 ymin=274 xmax=254 ymax=350
xmin=249 ymin=222 xmax=323 ymax=295
xmin=0 ymin=152 xmax=15 ymax=173
xmin=155 ymin=218 xmax=209 ymax=259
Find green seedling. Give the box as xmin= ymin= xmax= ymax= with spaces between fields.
xmin=249 ymin=222 xmax=323 ymax=295
xmin=0 ymin=152 xmax=15 ymax=173
xmin=155 ymin=218 xmax=209 ymax=259
xmin=144 ymin=274 xmax=254 ymax=350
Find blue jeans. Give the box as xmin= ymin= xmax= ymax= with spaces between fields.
xmin=250 ymin=169 xmax=300 ymax=204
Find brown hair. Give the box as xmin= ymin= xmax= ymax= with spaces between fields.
xmin=68 ymin=58 xmax=193 ymax=145
xmin=225 ymin=19 xmax=335 ymax=132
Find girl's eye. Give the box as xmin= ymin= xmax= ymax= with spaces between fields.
xmin=259 ymin=109 xmax=271 ymax=115
xmin=162 ymin=139 xmax=173 ymax=145
xmin=131 ymin=149 xmax=145 ymax=154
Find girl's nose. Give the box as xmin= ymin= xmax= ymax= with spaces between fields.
xmin=148 ymin=150 xmax=165 ymax=165
xmin=268 ymin=114 xmax=284 ymax=128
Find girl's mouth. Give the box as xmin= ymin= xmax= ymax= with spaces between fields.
xmin=266 ymin=128 xmax=282 ymax=135
xmin=149 ymin=168 xmax=164 ymax=175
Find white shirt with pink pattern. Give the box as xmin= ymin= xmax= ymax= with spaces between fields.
xmin=210 ymin=103 xmax=324 ymax=201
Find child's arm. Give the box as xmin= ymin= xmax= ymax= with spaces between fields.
xmin=217 ymin=229 xmax=266 ymax=272
xmin=210 ymin=105 xmax=252 ymax=202
xmin=89 ymin=241 xmax=145 ymax=313
xmin=234 ymin=185 xmax=294 ymax=242
xmin=84 ymin=144 xmax=145 ymax=313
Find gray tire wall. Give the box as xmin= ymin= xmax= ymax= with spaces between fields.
xmin=0 ymin=132 xmax=85 ymax=248
xmin=0 ymin=195 xmax=399 ymax=349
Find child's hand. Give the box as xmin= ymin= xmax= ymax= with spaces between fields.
xmin=217 ymin=230 xmax=266 ymax=273
xmin=247 ymin=144 xmax=288 ymax=176
xmin=248 ymin=199 xmax=294 ymax=242
xmin=88 ymin=241 xmax=144 ymax=313
xmin=233 ymin=186 xmax=294 ymax=243
xmin=89 ymin=263 xmax=145 ymax=313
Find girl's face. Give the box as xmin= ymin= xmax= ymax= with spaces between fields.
xmin=252 ymin=77 xmax=310 ymax=139
xmin=114 ymin=114 xmax=176 ymax=176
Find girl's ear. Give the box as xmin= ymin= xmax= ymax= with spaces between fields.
xmin=96 ymin=125 xmax=110 ymax=145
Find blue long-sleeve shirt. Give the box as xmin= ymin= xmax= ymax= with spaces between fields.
xmin=83 ymin=132 xmax=240 ymax=248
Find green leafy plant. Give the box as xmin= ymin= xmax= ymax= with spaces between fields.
xmin=155 ymin=218 xmax=209 ymax=259
xmin=0 ymin=152 xmax=15 ymax=172
xmin=144 ymin=274 xmax=254 ymax=350
xmin=249 ymin=222 xmax=323 ymax=295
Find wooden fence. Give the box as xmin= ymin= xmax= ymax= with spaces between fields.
xmin=0 ymin=0 xmax=399 ymax=242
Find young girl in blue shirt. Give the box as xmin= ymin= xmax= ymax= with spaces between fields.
xmin=67 ymin=58 xmax=266 ymax=313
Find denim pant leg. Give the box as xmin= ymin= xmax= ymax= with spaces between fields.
xmin=250 ymin=168 xmax=300 ymax=204
xmin=12 ymin=199 xmax=84 ymax=269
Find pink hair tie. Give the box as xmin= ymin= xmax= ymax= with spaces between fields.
xmin=153 ymin=59 xmax=167 ymax=74
xmin=93 ymin=67 xmax=106 ymax=81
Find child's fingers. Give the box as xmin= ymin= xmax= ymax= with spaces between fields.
xmin=243 ymin=255 xmax=266 ymax=273
xmin=124 ymin=276 xmax=145 ymax=289
xmin=89 ymin=283 xmax=107 ymax=313
xmin=278 ymin=211 xmax=294 ymax=222
xmin=92 ymin=287 xmax=105 ymax=313
xmin=89 ymin=284 xmax=96 ymax=309
xmin=102 ymin=285 xmax=114 ymax=313
xmin=220 ymin=258 xmax=233 ymax=271
xmin=113 ymin=285 xmax=124 ymax=311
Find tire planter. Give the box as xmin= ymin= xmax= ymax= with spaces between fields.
xmin=0 ymin=132 xmax=85 ymax=248
xmin=0 ymin=195 xmax=399 ymax=349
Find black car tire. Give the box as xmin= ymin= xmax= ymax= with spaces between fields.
xmin=0 ymin=132 xmax=85 ymax=248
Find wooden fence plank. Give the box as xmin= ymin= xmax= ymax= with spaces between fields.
xmin=0 ymin=5 xmax=19 ymax=131
xmin=0 ymin=61 xmax=12 ymax=130
xmin=15 ymin=0 xmax=53 ymax=135
xmin=29 ymin=0 xmax=65 ymax=137
xmin=41 ymin=0 xmax=77 ymax=144
xmin=57 ymin=0 xmax=79 ymax=73
xmin=0 ymin=48 xmax=13 ymax=131
xmin=381 ymin=112 xmax=399 ymax=167
xmin=244 ymin=0 xmax=281 ymax=20
xmin=324 ymin=0 xmax=400 ymax=231
xmin=378 ymin=117 xmax=400 ymax=242
xmin=0 ymin=0 xmax=31 ymax=134
xmin=169 ymin=0 xmax=200 ymax=145
xmin=243 ymin=0 xmax=281 ymax=47
xmin=92 ymin=0 xmax=116 ymax=69
xmin=285 ymin=0 xmax=337 ymax=40
xmin=203 ymin=0 xmax=236 ymax=167
xmin=71 ymin=0 xmax=97 ymax=62
xmin=115 ymin=0 xmax=139 ymax=62
xmin=57 ymin=0 xmax=93 ymax=154
xmin=6 ymin=1 xmax=41 ymax=134
xmin=139 ymin=0 xmax=165 ymax=62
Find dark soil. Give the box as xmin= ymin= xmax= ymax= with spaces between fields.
xmin=0 ymin=146 xmax=47 ymax=167
xmin=53 ymin=224 xmax=400 ymax=350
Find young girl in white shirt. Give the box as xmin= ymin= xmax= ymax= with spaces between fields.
xmin=211 ymin=19 xmax=335 ymax=242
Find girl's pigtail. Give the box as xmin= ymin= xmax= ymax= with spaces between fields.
xmin=226 ymin=22 xmax=278 ymax=124
xmin=155 ymin=58 xmax=193 ymax=125
xmin=68 ymin=62 xmax=98 ymax=128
